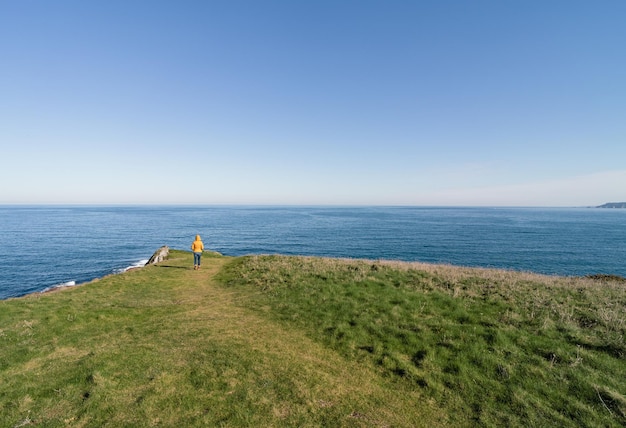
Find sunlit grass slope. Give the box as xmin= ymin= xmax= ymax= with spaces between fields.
xmin=2 ymin=250 xmax=625 ymax=427
xmin=0 ymin=251 xmax=441 ymax=427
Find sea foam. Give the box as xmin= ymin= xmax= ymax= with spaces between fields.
xmin=41 ymin=280 xmax=77 ymax=293
xmin=121 ymin=259 xmax=149 ymax=272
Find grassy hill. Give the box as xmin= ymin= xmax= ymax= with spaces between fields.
xmin=1 ymin=250 xmax=625 ymax=427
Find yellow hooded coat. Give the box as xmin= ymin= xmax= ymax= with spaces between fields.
xmin=191 ymin=235 xmax=204 ymax=253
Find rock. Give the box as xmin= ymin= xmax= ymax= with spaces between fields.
xmin=147 ymin=246 xmax=169 ymax=265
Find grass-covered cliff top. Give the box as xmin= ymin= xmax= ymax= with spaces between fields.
xmin=1 ymin=250 xmax=625 ymax=427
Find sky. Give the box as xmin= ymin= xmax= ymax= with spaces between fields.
xmin=1 ymin=0 xmax=625 ymax=206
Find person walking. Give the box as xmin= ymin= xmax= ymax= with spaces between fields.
xmin=191 ymin=234 xmax=204 ymax=270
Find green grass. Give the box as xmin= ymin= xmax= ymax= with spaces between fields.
xmin=1 ymin=251 xmax=625 ymax=427
xmin=217 ymin=255 xmax=626 ymax=427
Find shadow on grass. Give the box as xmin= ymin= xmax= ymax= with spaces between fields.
xmin=155 ymin=265 xmax=191 ymax=270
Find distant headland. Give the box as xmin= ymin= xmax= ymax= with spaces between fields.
xmin=596 ymin=202 xmax=626 ymax=208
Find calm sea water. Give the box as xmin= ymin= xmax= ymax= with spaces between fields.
xmin=1 ymin=205 xmax=625 ymax=299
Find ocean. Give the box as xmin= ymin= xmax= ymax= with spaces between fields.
xmin=1 ymin=205 xmax=625 ymax=299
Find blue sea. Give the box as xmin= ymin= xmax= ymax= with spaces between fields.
xmin=1 ymin=205 xmax=625 ymax=299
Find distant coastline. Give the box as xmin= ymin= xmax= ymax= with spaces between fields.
xmin=596 ymin=202 xmax=626 ymax=208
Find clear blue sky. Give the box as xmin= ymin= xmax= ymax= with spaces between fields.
xmin=1 ymin=0 xmax=625 ymax=206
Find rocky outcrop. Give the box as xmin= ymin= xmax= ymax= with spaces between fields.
xmin=597 ymin=202 xmax=626 ymax=208
xmin=147 ymin=246 xmax=169 ymax=265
